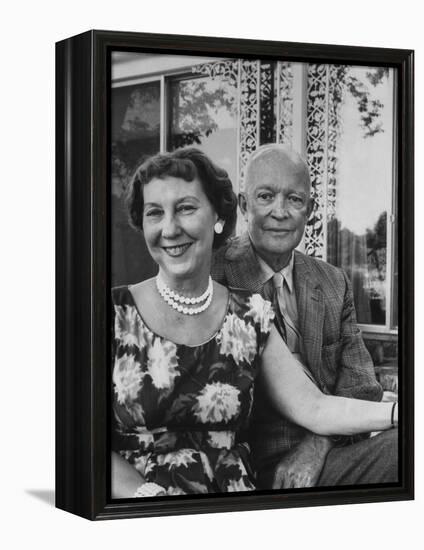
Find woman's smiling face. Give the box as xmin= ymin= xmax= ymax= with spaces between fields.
xmin=142 ymin=176 xmax=218 ymax=283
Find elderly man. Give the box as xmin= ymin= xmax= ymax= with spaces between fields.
xmin=212 ymin=144 xmax=398 ymax=488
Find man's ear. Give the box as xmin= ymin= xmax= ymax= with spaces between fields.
xmin=306 ymin=198 xmax=315 ymax=218
xmin=238 ymin=192 xmax=248 ymax=219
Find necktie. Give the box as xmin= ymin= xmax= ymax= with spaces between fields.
xmin=272 ymin=272 xmax=301 ymax=354
xmin=264 ymin=273 xmax=317 ymax=386
xmin=262 ymin=278 xmax=286 ymax=343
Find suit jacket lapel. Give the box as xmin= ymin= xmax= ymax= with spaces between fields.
xmin=294 ymin=252 xmax=325 ymax=380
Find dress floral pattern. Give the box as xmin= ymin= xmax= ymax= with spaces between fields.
xmin=112 ymin=286 xmax=274 ymax=497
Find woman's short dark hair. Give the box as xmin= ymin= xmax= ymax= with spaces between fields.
xmin=126 ymin=147 xmax=237 ymax=249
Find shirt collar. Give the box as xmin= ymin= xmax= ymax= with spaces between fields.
xmin=280 ymin=253 xmax=295 ymax=293
xmin=255 ymin=249 xmax=295 ymax=294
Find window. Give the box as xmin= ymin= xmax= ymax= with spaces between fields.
xmin=168 ymin=74 xmax=238 ymax=187
xmin=111 ymin=81 xmax=161 ymax=285
xmin=306 ymin=66 xmax=397 ymax=330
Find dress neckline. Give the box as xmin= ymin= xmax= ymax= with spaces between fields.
xmin=126 ymin=284 xmax=232 ymax=349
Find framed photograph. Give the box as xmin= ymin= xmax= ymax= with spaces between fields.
xmin=56 ymin=30 xmax=414 ymax=520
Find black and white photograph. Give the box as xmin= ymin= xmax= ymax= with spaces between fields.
xmin=110 ymin=51 xmax=402 ymax=500
xmin=4 ymin=0 xmax=422 ymax=545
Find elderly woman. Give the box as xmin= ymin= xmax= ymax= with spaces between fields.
xmin=111 ymin=147 xmax=397 ymax=499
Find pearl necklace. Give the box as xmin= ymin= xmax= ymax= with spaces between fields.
xmin=156 ymin=275 xmax=213 ymax=315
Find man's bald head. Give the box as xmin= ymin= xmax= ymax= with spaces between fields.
xmin=244 ymin=144 xmax=311 ymax=197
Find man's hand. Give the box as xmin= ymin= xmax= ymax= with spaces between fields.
xmin=272 ymin=433 xmax=334 ymax=489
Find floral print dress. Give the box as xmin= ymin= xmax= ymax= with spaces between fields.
xmin=112 ymin=286 xmax=274 ymax=496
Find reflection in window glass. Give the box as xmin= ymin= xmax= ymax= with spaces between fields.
xmin=168 ymin=75 xmax=238 ymax=191
xmin=326 ymin=67 xmax=394 ymax=325
xmin=111 ymin=82 xmax=161 ymax=286
xmin=112 ymin=82 xmax=161 ymax=196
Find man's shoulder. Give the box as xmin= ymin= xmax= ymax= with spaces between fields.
xmin=212 ymin=233 xmax=262 ymax=289
xmin=295 ymin=251 xmax=343 ymax=274
xmin=213 ymin=233 xmax=252 ymax=263
xmin=211 ymin=238 xmax=233 ymax=282
xmin=294 ymin=251 xmax=346 ymax=287
xmin=212 ymin=241 xmax=230 ymax=263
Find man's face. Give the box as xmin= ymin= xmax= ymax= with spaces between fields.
xmin=239 ymin=153 xmax=313 ymax=270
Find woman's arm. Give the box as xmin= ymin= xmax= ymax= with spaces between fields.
xmin=261 ymin=326 xmax=397 ymax=436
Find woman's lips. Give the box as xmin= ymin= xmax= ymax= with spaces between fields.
xmin=162 ymin=243 xmax=193 ymax=257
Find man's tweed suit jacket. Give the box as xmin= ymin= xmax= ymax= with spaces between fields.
xmin=212 ymin=232 xmax=383 ymax=464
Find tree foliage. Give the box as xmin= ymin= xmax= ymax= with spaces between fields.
xmin=169 ymin=78 xmax=236 ymax=149
xmin=332 ymin=66 xmax=390 ymax=138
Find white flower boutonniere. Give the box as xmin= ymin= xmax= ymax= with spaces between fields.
xmin=244 ymin=294 xmax=275 ymax=333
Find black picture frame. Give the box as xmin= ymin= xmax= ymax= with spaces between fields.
xmin=56 ymin=29 xmax=414 ymax=521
